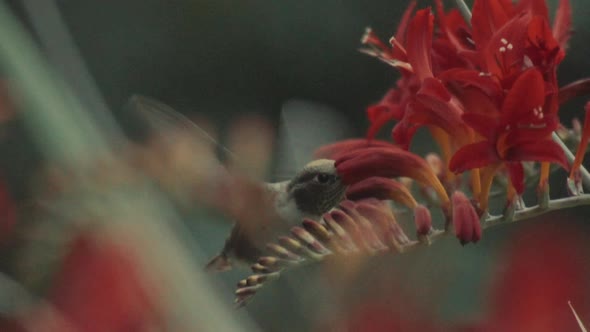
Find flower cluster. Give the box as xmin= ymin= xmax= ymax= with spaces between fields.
xmin=341 ymin=0 xmax=583 ymax=243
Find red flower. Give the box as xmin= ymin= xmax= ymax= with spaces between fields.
xmin=48 ymin=234 xmax=161 ymax=332
xmin=449 ymin=69 xmax=568 ymax=197
xmin=313 ymin=138 xmax=399 ymax=160
xmin=361 ymin=1 xmax=418 ymax=140
xmin=485 ymin=223 xmax=590 ymax=331
xmin=345 ymin=176 xmax=418 ymax=209
xmin=335 ymin=146 xmax=450 ymax=207
xmin=363 ymin=0 xmax=572 ymax=142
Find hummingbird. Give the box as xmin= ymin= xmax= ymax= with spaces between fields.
xmin=125 ymin=95 xmax=347 ymax=272
xmin=206 ymin=158 xmax=346 ymax=271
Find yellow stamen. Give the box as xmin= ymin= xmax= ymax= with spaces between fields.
xmin=540 ymin=162 xmax=550 ymax=185
xmin=471 ymin=168 xmax=482 ymax=201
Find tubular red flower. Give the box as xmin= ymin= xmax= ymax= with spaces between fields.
xmin=335 ymin=147 xmax=450 ymax=206
xmin=409 ymin=78 xmax=466 ymax=136
xmin=345 ymin=176 xmax=418 ymax=209
xmin=405 ymin=8 xmax=435 ymax=82
xmin=552 ymin=0 xmax=572 ymax=50
xmin=314 ymin=138 xmax=398 ymax=160
xmin=452 ymin=191 xmax=482 ymax=245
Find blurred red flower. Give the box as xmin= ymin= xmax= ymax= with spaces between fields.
xmin=48 ymin=234 xmax=161 ymax=332
xmin=0 ymin=234 xmax=162 ymax=332
xmin=484 ymin=222 xmax=590 ymax=331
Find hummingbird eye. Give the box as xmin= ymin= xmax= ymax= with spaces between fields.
xmin=314 ymin=173 xmax=332 ymax=184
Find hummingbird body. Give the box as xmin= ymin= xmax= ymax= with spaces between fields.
xmin=206 ymin=159 xmax=346 ymax=271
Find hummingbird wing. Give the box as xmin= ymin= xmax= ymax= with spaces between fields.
xmin=275 ymin=99 xmax=353 ymax=180
xmin=124 ymin=94 xmax=237 ymax=212
xmin=124 ymin=94 xmax=238 ymax=163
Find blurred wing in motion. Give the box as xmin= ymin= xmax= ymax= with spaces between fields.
xmin=124 ymin=95 xmax=276 ymax=230
xmin=275 ymin=99 xmax=353 ymax=180
xmin=125 ymin=94 xmax=238 ymax=163
xmin=123 ymin=94 xmax=234 ymax=209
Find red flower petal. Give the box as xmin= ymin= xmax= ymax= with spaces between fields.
xmin=449 ymin=141 xmax=500 ymax=173
xmin=366 ymin=106 xmax=398 ymax=139
xmin=471 ymin=0 xmax=512 ymax=49
xmin=553 ymin=0 xmax=572 ymax=50
xmin=501 ymin=68 xmax=545 ymax=124
xmin=335 ymin=147 xmax=449 ymax=205
xmin=483 ymin=13 xmax=530 ymax=77
xmin=405 ymin=8 xmax=434 ymax=81
xmin=367 ymin=88 xmax=404 ymax=122
xmin=412 ymin=78 xmax=465 ymax=136
xmin=503 ymin=139 xmax=569 ymax=171
xmin=496 ymin=120 xmax=558 ymax=155
xmin=391 ymin=115 xmax=420 ymax=150
xmin=439 ymin=69 xmax=503 ymax=100
xmin=506 ymin=162 xmax=525 ymax=194
xmin=345 ymin=177 xmax=418 ymax=209
xmin=462 ymin=113 xmax=500 ymax=141
xmin=526 ymin=16 xmax=564 ymax=67
xmin=515 ymin=0 xmax=549 ymax=19
xmin=314 ymin=139 xmax=397 ymax=160
xmin=394 ymin=1 xmax=418 ymax=46
xmin=437 ymin=6 xmax=475 ymax=52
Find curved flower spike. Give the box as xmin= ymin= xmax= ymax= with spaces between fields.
xmin=452 ymin=191 xmax=482 ymax=245
xmin=335 ymin=147 xmax=450 ymax=206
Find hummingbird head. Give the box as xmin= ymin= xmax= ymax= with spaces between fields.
xmin=286 ymin=159 xmax=346 ymax=217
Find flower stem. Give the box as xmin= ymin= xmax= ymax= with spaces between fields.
xmin=484 ymin=194 xmax=590 ymax=228
xmin=454 ymin=0 xmax=472 ymax=25
xmin=553 ymin=132 xmax=590 ymax=189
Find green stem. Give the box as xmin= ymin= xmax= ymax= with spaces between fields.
xmin=454 ymin=0 xmax=473 ymax=26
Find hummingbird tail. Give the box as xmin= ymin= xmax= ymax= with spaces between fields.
xmin=205 ymin=253 xmax=232 ymax=272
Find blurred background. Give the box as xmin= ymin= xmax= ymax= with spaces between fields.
xmin=0 ymin=0 xmax=590 ymax=331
